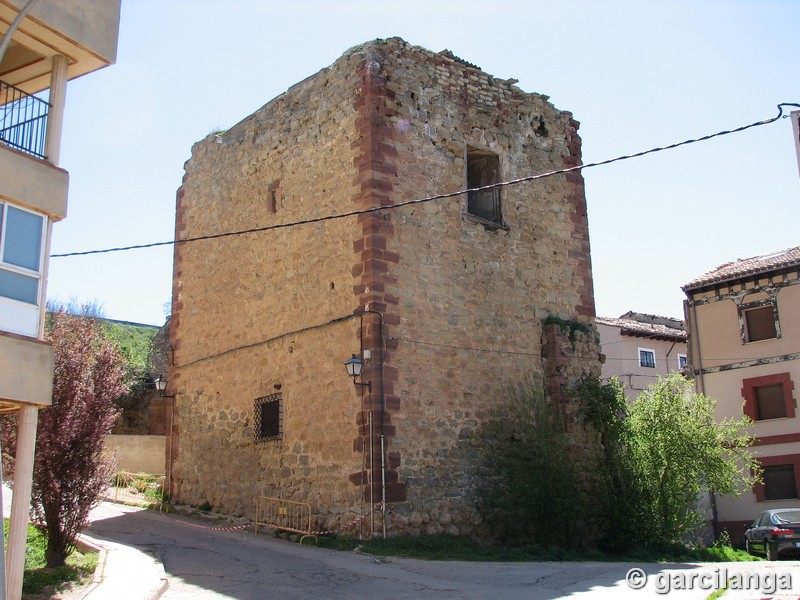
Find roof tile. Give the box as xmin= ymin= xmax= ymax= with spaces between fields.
xmin=596 ymin=312 xmax=686 ymax=341
xmin=683 ymin=246 xmax=800 ymax=291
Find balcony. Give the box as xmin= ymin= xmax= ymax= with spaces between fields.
xmin=0 ymin=331 xmax=53 ymax=407
xmin=0 ymin=77 xmax=65 ymax=218
xmin=0 ymin=80 xmax=50 ymax=160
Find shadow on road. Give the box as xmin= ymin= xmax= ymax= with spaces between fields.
xmin=86 ymin=504 xmax=733 ymax=600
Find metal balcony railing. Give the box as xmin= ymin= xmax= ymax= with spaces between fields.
xmin=0 ymin=80 xmax=50 ymax=160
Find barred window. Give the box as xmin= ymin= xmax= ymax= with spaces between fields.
xmin=254 ymin=393 xmax=282 ymax=442
xmin=466 ymin=146 xmax=503 ymax=226
xmin=764 ymin=465 xmax=798 ymax=501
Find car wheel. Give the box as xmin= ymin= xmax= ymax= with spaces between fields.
xmin=766 ymin=540 xmax=778 ymax=561
xmin=745 ymin=539 xmax=752 ymax=556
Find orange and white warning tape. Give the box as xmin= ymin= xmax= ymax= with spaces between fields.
xmin=160 ymin=511 xmax=248 ymax=532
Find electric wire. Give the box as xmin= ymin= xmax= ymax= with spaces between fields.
xmin=51 ymin=103 xmax=800 ymax=259
xmin=174 ymin=313 xmax=766 ymax=369
xmin=176 ymin=312 xmax=359 ymax=370
xmin=389 ymin=335 xmax=758 ymax=363
xmin=51 ymin=103 xmax=800 ymax=371
xmin=389 ymin=335 xmax=541 ymax=357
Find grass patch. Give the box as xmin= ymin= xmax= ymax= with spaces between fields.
xmin=317 ymin=533 xmax=757 ymax=563
xmin=5 ymin=520 xmax=99 ymax=597
xmin=22 ymin=552 xmax=97 ymax=597
xmin=705 ymin=588 xmax=727 ymax=600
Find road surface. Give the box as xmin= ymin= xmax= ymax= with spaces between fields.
xmin=85 ymin=503 xmax=800 ymax=600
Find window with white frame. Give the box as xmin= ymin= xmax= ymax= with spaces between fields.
xmin=0 ymin=201 xmax=45 ymax=337
xmin=678 ymin=354 xmax=688 ymax=369
xmin=639 ymin=348 xmax=656 ymax=368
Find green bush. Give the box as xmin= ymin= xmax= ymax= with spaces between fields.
xmin=478 ymin=372 xmax=759 ymax=553
xmin=478 ymin=376 xmax=587 ymax=548
xmin=575 ymin=374 xmax=758 ymax=550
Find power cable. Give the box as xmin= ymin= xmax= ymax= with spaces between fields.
xmin=176 ymin=312 xmax=358 ymax=369
xmin=390 ymin=335 xmax=742 ymax=363
xmin=51 ymin=103 xmax=800 ymax=259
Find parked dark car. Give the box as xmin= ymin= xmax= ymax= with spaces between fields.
xmin=744 ymin=508 xmax=800 ymax=560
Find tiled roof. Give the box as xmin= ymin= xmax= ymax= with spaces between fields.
xmin=683 ymin=246 xmax=800 ymax=291
xmin=596 ymin=312 xmax=687 ymax=341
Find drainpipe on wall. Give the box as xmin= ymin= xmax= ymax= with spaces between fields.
xmin=353 ymin=312 xmax=386 ymax=538
xmin=359 ymin=310 xmax=387 ymax=538
xmin=377 ymin=313 xmax=387 ymax=539
xmin=665 ymin=340 xmax=676 ymax=371
xmin=368 ymin=411 xmax=374 ymax=535
xmin=167 ymin=397 xmax=175 ymax=501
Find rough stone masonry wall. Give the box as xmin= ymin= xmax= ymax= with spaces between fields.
xmin=541 ymin=323 xmax=604 ymax=507
xmin=345 ymin=39 xmax=598 ymax=535
xmin=170 ymin=51 xmax=376 ymax=528
xmin=169 ymin=37 xmax=600 ymax=536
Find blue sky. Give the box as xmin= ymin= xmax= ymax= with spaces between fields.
xmin=46 ymin=0 xmax=800 ymax=325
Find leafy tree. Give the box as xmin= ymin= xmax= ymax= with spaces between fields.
xmin=101 ymin=320 xmax=158 ymax=410
xmin=571 ymin=376 xmax=639 ymax=551
xmin=31 ymin=311 xmax=126 ymax=567
xmin=575 ymin=373 xmax=757 ymax=549
xmin=46 ymin=297 xmax=105 ymax=319
xmin=625 ymin=373 xmax=757 ymax=546
xmin=481 ymin=373 xmax=758 ymax=551
xmin=46 ymin=299 xmax=163 ymax=424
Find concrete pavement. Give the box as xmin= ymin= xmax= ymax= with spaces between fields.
xmin=5 ymin=485 xmax=800 ymax=599
xmin=78 ymin=503 xmax=169 ymax=600
xmin=2 ymin=485 xmax=167 ymax=600
xmin=83 ymin=503 xmax=800 ymax=600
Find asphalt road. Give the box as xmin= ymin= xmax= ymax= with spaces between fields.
xmin=86 ymin=503 xmax=800 ymax=600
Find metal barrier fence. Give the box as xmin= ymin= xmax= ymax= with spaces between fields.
xmin=255 ymin=496 xmax=317 ymax=545
xmin=105 ymin=471 xmax=165 ymax=509
xmin=0 ymin=80 xmax=49 ymax=159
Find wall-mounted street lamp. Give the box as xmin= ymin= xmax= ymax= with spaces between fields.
xmin=344 ymin=354 xmax=371 ymax=392
xmin=153 ymin=375 xmax=174 ymax=398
